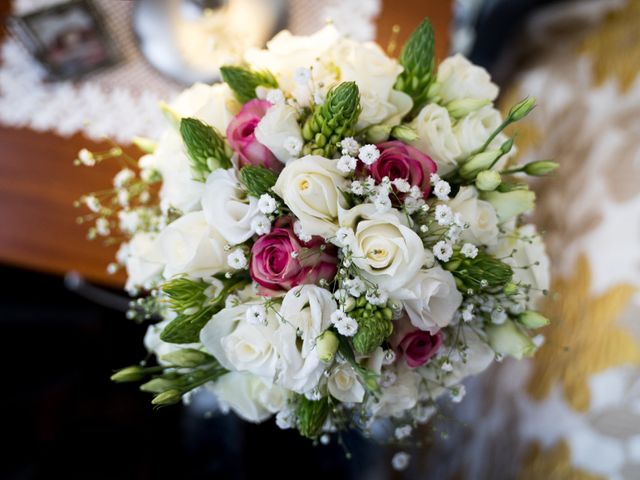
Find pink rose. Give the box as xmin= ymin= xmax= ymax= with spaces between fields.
xmin=226 ymin=99 xmax=282 ymax=171
xmin=249 ymin=218 xmax=337 ymax=295
xmin=368 ymin=141 xmax=437 ymax=202
xmin=391 ymin=315 xmax=442 ymax=368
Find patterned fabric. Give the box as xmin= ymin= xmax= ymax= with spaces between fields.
xmin=405 ymin=1 xmax=640 ymax=478
xmin=0 ymin=0 xmax=381 ymax=142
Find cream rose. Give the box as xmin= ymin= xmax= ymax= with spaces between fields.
xmin=392 ymin=266 xmax=462 ymax=333
xmin=436 ymin=54 xmax=499 ymax=104
xmin=272 ymin=155 xmax=347 ymax=238
xmin=448 ymin=186 xmax=499 ymax=246
xmin=274 ymin=285 xmax=337 ymax=393
xmin=409 ymin=104 xmax=462 ymax=175
xmin=209 ymin=372 xmax=289 ymax=423
xmin=489 ymin=224 xmax=550 ymax=308
xmin=254 ymin=103 xmax=303 ymax=163
xmin=327 ymin=363 xmax=365 ymax=403
xmin=201 ymin=168 xmax=260 ymax=245
xmin=200 ymin=303 xmax=279 ymax=380
xmin=245 ymin=25 xmax=340 ymax=92
xmin=169 ymin=82 xmax=239 ymax=134
xmin=344 ymin=206 xmax=425 ymax=293
xmin=329 ymin=38 xmax=410 ymax=129
xmin=158 ymin=211 xmax=229 ymax=279
xmin=454 ymin=106 xmax=503 ymax=158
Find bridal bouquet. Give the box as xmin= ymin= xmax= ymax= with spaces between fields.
xmin=77 ymin=18 xmax=554 ymax=465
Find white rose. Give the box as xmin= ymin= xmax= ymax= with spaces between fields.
xmin=436 ymin=54 xmax=499 ymax=104
xmin=448 ymin=186 xmax=499 ymax=246
xmin=122 ymin=232 xmax=164 ymax=292
xmin=272 ymin=155 xmax=347 ymax=238
xmin=209 ymin=372 xmax=289 ymax=423
xmin=169 ymin=82 xmax=238 ymax=133
xmin=327 ymin=363 xmax=365 ymax=403
xmin=392 ymin=266 xmax=462 ymax=333
xmin=201 ymin=168 xmax=260 ymax=245
xmin=152 ymin=130 xmax=204 ymax=213
xmin=200 ymin=303 xmax=279 ymax=380
xmin=254 ymin=103 xmax=303 ymax=163
xmin=274 ymin=285 xmax=337 ymax=393
xmin=357 ymin=90 xmax=413 ymax=130
xmin=454 ymin=106 xmax=503 ymax=158
xmin=144 ymin=317 xmax=200 ymax=364
xmin=489 ymin=224 xmax=550 ymax=308
xmin=409 ymin=104 xmax=462 ymax=175
xmin=419 ymin=327 xmax=494 ymax=400
xmin=343 ymin=205 xmax=425 ymax=293
xmin=245 ymin=25 xmax=340 ymax=92
xmin=158 ymin=211 xmax=229 ymax=279
xmin=370 ymin=363 xmax=421 ymax=418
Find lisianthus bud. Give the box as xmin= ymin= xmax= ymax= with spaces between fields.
xmin=365 ymin=124 xmax=392 ymax=143
xmin=487 ymin=320 xmax=536 ymax=360
xmin=508 ymin=97 xmax=536 ymax=121
xmin=517 ymin=311 xmax=550 ymax=329
xmin=140 ymin=377 xmax=177 ymax=393
xmin=481 ymin=189 xmax=535 ymax=223
xmin=447 ymin=98 xmax=490 ymax=118
xmin=160 ymin=348 xmax=213 ymax=368
xmin=503 ymin=282 xmax=520 ymax=296
xmin=111 ymin=366 xmax=146 ymax=383
xmin=152 ymin=389 xmax=183 ymax=406
xmin=475 ymin=170 xmax=501 ymax=191
xmin=459 ymin=150 xmax=501 ymax=179
xmin=316 ymin=330 xmax=339 ymax=362
xmin=391 ymin=124 xmax=419 ymax=142
xmin=523 ymin=160 xmax=559 ymax=176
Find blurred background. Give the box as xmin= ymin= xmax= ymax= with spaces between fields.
xmin=1 ymin=0 xmax=639 ymax=478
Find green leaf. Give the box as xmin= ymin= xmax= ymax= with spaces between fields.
xmin=179 ymin=118 xmax=231 ymax=182
xmin=239 ymin=165 xmax=279 ymax=197
xmin=220 ymin=65 xmax=278 ymax=104
xmin=395 ymin=18 xmax=436 ymax=115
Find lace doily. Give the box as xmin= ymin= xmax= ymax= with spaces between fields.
xmin=0 ymin=0 xmax=380 ymax=143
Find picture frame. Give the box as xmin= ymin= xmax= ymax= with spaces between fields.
xmin=7 ymin=0 xmax=120 ymax=81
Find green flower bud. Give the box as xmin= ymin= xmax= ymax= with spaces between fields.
xmin=447 ymin=98 xmax=491 ymax=118
xmin=152 ymin=389 xmax=183 ymax=406
xmin=481 ymin=189 xmax=536 ymax=223
xmin=517 ymin=311 xmax=550 ymax=329
xmin=239 ymin=165 xmax=278 ymax=198
xmin=503 ymin=282 xmax=520 ymax=296
xmin=343 ymin=296 xmax=356 ymax=312
xmin=352 ymin=311 xmax=393 ymax=355
xmin=132 ymin=136 xmax=157 ymax=154
xmin=487 ymin=320 xmax=536 ymax=360
xmin=220 ymin=65 xmax=278 ymax=104
xmin=508 ymin=97 xmax=536 ymax=122
xmin=302 ymin=82 xmax=361 ymax=157
xmin=475 ymin=170 xmax=502 ymax=191
xmin=459 ymin=150 xmax=502 ymax=179
xmin=523 ymin=160 xmax=559 ymax=176
xmin=391 ymin=124 xmax=419 ymax=142
xmin=316 ymin=330 xmax=340 ymax=363
xmin=180 ymin=117 xmax=232 ymax=182
xmin=365 ymin=124 xmax=392 ymax=143
xmin=449 ymin=250 xmax=513 ymax=291
xmin=111 ymin=366 xmax=146 ymax=383
xmin=297 ymin=397 xmax=329 ymax=439
xmin=160 ymin=348 xmax=213 ymax=368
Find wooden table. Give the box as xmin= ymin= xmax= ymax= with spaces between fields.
xmin=0 ymin=0 xmax=451 ymax=288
